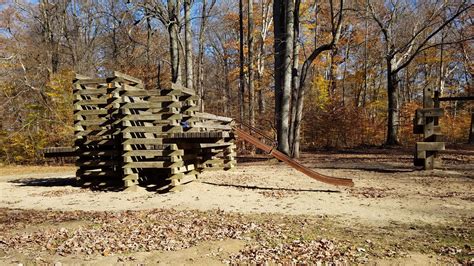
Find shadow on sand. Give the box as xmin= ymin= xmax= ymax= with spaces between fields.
xmin=201 ymin=181 xmax=341 ymax=193
xmin=9 ymin=175 xmax=176 ymax=193
xmin=9 ymin=177 xmax=127 ymax=192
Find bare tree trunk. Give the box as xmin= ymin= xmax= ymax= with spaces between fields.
xmin=168 ymin=2 xmax=182 ymax=85
xmin=327 ymin=48 xmax=337 ymax=96
xmin=40 ymin=0 xmax=59 ymax=74
xmin=224 ymin=56 xmax=231 ymax=116
xmin=256 ymin=0 xmax=271 ymax=115
xmin=289 ymin=0 xmax=300 ymax=155
xmin=341 ymin=36 xmax=350 ymax=106
xmin=274 ymin=0 xmax=285 ymax=136
xmin=248 ymin=0 xmax=255 ymax=132
xmin=184 ymin=0 xmax=194 ymax=89
xmin=275 ymin=0 xmax=295 ymax=155
xmin=258 ymin=88 xmax=265 ymax=115
xmin=362 ymin=0 xmax=368 ymax=107
xmin=386 ymin=62 xmax=400 ymax=145
xmin=197 ymin=0 xmax=210 ymax=111
xmin=239 ymin=0 xmax=246 ymax=123
xmin=291 ymin=0 xmax=344 ymax=158
xmin=438 ymin=33 xmax=445 ymax=95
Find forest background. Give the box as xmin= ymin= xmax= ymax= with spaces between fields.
xmin=0 ymin=0 xmax=472 ymax=164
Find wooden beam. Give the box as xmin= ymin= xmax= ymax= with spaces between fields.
xmin=437 ymin=96 xmax=474 ymax=102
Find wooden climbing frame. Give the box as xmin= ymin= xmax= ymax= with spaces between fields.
xmin=46 ymin=71 xmax=236 ymax=190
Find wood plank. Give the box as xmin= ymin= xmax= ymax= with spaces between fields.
xmin=75 ymin=109 xmax=108 ymax=115
xmin=74 ymin=99 xmax=108 ymax=105
xmin=123 ymin=150 xmax=184 ymax=157
xmin=418 ymin=108 xmax=444 ymax=117
xmin=73 ymin=88 xmax=108 ymax=95
xmin=416 ymin=142 xmax=445 ymax=151
xmin=114 ymin=71 xmax=144 ymax=85
xmin=74 ymin=119 xmax=109 ymax=126
xmin=122 ymin=90 xmax=163 ymax=97
xmin=75 ymin=78 xmax=108 ymax=85
xmin=76 ymin=160 xmax=117 ymax=166
xmin=77 ymin=170 xmax=117 ymax=177
xmin=124 ymin=161 xmax=184 ymax=169
xmin=75 ymin=139 xmax=116 ymax=146
xmin=169 ymin=131 xmax=228 ymax=138
xmin=122 ymin=126 xmax=166 ymax=133
xmin=171 ymin=83 xmax=197 ymax=96
xmin=192 ymin=123 xmax=232 ymax=130
xmin=122 ymin=138 xmax=164 ymax=145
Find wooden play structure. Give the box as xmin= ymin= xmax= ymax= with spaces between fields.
xmin=47 ymin=72 xmax=236 ymax=190
xmin=414 ymin=87 xmax=474 ymax=170
xmin=45 ymin=71 xmax=354 ymax=190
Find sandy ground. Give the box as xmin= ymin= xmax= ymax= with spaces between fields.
xmin=1 ymin=150 xmax=472 ymax=226
xmin=0 ymin=149 xmax=473 ymax=264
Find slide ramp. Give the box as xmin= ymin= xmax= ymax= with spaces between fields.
xmin=234 ymin=127 xmax=354 ymax=187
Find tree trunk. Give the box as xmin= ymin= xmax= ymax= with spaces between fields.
xmin=248 ymin=0 xmax=255 ymax=131
xmin=256 ymin=0 xmax=270 ymax=115
xmin=168 ymin=2 xmax=182 ymax=85
xmin=290 ymin=0 xmax=344 ymax=158
xmin=273 ymin=0 xmax=285 ymax=139
xmin=362 ymin=0 xmax=368 ymax=107
xmin=289 ymin=0 xmax=300 ymax=156
xmin=184 ymin=0 xmax=194 ymax=90
xmin=327 ymin=47 xmax=338 ymax=96
xmin=386 ymin=61 xmax=400 ymax=145
xmin=292 ymin=75 xmax=305 ymax=158
xmin=197 ymin=0 xmax=207 ymax=111
xmin=224 ymin=56 xmax=231 ymax=116
xmin=341 ymin=38 xmax=350 ymax=106
xmin=276 ymin=0 xmax=294 ymax=155
xmin=239 ymin=0 xmax=246 ymax=123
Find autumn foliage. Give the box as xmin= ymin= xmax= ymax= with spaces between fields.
xmin=0 ymin=0 xmax=472 ymax=164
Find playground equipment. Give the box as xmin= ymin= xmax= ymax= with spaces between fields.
xmin=414 ymin=87 xmax=474 ymax=170
xmin=46 ymin=72 xmax=236 ymax=190
xmin=45 ymin=72 xmax=354 ymax=190
xmin=233 ymin=124 xmax=354 ymax=186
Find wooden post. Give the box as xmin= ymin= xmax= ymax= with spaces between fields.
xmin=414 ymin=88 xmax=445 ymax=170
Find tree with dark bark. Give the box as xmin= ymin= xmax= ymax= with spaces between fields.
xmin=273 ymin=0 xmax=294 ymax=155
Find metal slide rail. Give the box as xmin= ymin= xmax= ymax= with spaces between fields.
xmin=233 ymin=126 xmax=354 ymax=187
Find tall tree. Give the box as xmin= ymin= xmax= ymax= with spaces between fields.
xmin=248 ymin=0 xmax=255 ymax=131
xmin=196 ymin=0 xmax=217 ymax=111
xmin=256 ymin=0 xmax=272 ymax=115
xmin=138 ymin=0 xmax=183 ymax=84
xmin=238 ymin=0 xmax=246 ymax=124
xmin=290 ymin=0 xmax=344 ymax=157
xmin=367 ymin=0 xmax=472 ymax=145
xmin=273 ymin=0 xmax=294 ymax=155
xmin=184 ymin=0 xmax=194 ymax=89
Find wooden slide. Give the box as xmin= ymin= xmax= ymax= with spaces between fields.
xmin=233 ymin=127 xmax=354 ymax=187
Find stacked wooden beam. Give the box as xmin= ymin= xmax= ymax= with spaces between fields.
xmin=72 ymin=72 xmax=235 ymax=190
xmin=414 ymin=87 xmax=445 ymax=169
xmin=73 ymin=76 xmax=121 ymax=184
